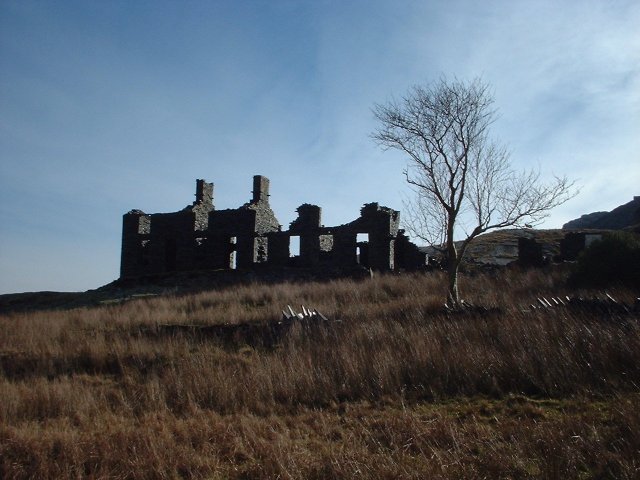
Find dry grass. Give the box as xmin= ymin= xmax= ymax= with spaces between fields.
xmin=1 ymin=268 xmax=639 ymax=479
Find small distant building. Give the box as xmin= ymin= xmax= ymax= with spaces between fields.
xmin=120 ymin=175 xmax=427 ymax=278
xmin=560 ymin=232 xmax=604 ymax=261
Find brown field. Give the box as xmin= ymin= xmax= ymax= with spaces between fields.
xmin=1 ymin=268 xmax=639 ymax=479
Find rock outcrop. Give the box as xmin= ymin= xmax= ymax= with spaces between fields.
xmin=563 ymin=196 xmax=640 ymax=231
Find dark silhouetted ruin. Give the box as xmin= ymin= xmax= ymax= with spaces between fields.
xmin=121 ymin=175 xmax=426 ymax=278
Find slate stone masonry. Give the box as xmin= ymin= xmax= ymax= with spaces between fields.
xmin=120 ymin=175 xmax=427 ymax=278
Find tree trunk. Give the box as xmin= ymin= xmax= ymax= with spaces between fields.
xmin=447 ymin=260 xmax=460 ymax=308
xmin=446 ymin=222 xmax=460 ymax=308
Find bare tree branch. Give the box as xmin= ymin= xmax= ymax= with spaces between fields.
xmin=372 ymin=77 xmax=577 ymax=307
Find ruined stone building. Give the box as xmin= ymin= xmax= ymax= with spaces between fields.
xmin=120 ymin=175 xmax=426 ymax=278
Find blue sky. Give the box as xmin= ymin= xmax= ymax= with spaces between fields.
xmin=1 ymin=0 xmax=639 ymax=293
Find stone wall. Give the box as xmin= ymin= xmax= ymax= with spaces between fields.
xmin=120 ymin=175 xmax=426 ymax=278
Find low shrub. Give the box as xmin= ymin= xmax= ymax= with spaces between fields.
xmin=570 ymin=231 xmax=640 ymax=287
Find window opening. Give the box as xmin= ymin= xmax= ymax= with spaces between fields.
xmin=229 ymin=236 xmax=237 ymax=269
xmin=289 ymin=235 xmax=300 ymax=257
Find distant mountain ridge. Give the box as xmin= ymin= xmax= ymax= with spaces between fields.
xmin=563 ymin=196 xmax=640 ymax=231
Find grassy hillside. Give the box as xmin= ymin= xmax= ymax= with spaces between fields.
xmin=458 ymin=228 xmax=613 ymax=268
xmin=1 ymin=269 xmax=639 ymax=478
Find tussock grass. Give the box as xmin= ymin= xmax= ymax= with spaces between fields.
xmin=1 ymin=268 xmax=639 ymax=478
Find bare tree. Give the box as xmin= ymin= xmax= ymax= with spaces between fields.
xmin=373 ymin=77 xmax=576 ymax=307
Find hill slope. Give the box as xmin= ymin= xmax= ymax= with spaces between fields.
xmin=563 ymin=196 xmax=640 ymax=231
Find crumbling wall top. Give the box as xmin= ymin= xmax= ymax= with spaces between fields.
xmin=290 ymin=204 xmax=322 ymax=232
